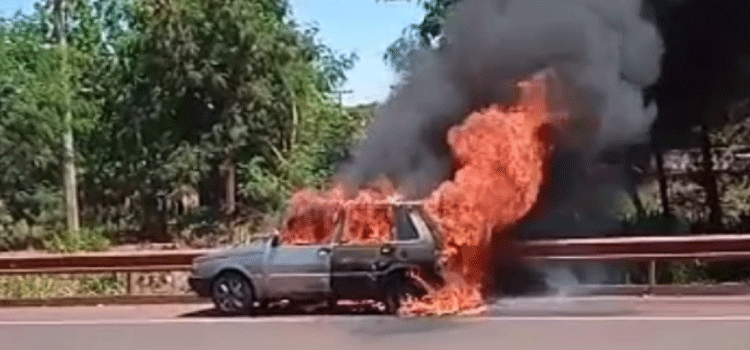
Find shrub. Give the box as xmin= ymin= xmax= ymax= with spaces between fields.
xmin=0 ymin=275 xmax=123 ymax=299
xmin=0 ymin=222 xmax=48 ymax=251
xmin=43 ymin=226 xmax=111 ymax=253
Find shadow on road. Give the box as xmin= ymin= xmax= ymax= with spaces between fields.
xmin=179 ymin=308 xmax=223 ymax=318
xmin=178 ymin=303 xmax=385 ymax=318
xmin=178 ymin=297 xmax=639 ymax=319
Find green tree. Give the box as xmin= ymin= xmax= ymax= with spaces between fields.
xmin=0 ymin=2 xmax=100 ymax=237
xmin=380 ymin=0 xmax=458 ymax=72
xmin=0 ymin=0 xmax=365 ymax=248
xmin=80 ymin=0 xmax=361 ymax=238
xmin=131 ymin=0 xmax=357 ymax=213
xmin=0 ymin=14 xmax=61 ymax=237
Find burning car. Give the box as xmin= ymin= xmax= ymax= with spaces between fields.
xmin=189 ymin=71 xmax=578 ymax=317
xmin=188 ymin=201 xmax=445 ymax=315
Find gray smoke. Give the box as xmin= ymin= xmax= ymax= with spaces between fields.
xmin=342 ymin=0 xmax=663 ymax=199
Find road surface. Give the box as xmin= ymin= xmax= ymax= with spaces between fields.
xmin=1 ymin=296 xmax=750 ymax=350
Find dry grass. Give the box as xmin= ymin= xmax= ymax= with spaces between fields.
xmin=0 ymin=271 xmax=193 ymax=299
xmin=0 ymin=274 xmax=124 ymax=299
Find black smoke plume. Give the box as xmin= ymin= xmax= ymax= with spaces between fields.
xmin=342 ymin=0 xmax=663 ymax=199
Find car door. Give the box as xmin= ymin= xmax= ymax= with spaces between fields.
xmin=330 ymin=241 xmax=382 ymax=300
xmin=391 ymin=208 xmax=440 ymax=274
xmin=264 ymin=240 xmax=333 ymax=300
xmin=330 ymin=208 xmax=398 ymax=300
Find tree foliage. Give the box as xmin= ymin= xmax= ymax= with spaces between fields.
xmin=0 ymin=3 xmax=100 ymax=233
xmin=0 ymin=0 xmax=364 ymax=248
xmin=379 ymin=0 xmax=458 ymax=72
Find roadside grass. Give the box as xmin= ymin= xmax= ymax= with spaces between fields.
xmin=42 ymin=227 xmax=111 ymax=253
xmin=666 ymin=261 xmax=712 ymax=285
xmin=0 ymin=272 xmax=195 ymax=299
xmin=0 ymin=274 xmax=124 ymax=299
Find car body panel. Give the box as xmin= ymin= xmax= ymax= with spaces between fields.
xmin=191 ymin=240 xmax=268 ymax=299
xmin=329 ymin=207 xmax=437 ymax=299
xmin=189 ymin=204 xmax=443 ymax=305
xmin=264 ymin=244 xmax=332 ymax=299
xmin=330 ymin=243 xmax=382 ymax=299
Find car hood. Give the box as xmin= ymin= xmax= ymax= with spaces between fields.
xmin=197 ymin=241 xmax=266 ymax=261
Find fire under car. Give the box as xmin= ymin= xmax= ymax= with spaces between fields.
xmin=188 ymin=202 xmax=445 ymax=315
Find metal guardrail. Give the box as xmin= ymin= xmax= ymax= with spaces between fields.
xmin=520 ymin=234 xmax=750 ymax=261
xmin=519 ymin=234 xmax=750 ymax=287
xmin=0 ymin=234 xmax=749 ymax=304
xmin=0 ymin=249 xmax=214 ymax=271
xmin=0 ymin=249 xmax=216 ymax=296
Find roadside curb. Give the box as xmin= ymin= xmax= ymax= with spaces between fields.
xmin=0 ymin=295 xmax=206 ymax=308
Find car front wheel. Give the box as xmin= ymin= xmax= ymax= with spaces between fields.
xmin=211 ymin=271 xmax=254 ymax=316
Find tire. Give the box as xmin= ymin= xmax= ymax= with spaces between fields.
xmin=382 ymin=274 xmax=425 ymax=315
xmin=211 ymin=271 xmax=254 ymax=316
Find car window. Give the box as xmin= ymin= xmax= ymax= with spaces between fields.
xmin=278 ymin=208 xmax=343 ymax=246
xmin=395 ymin=207 xmax=420 ymax=241
xmin=338 ymin=206 xmax=395 ymax=245
xmin=323 ymin=219 xmax=343 ymax=245
xmin=409 ymin=210 xmax=436 ymax=244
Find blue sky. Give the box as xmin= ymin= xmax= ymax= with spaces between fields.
xmin=1 ymin=0 xmax=425 ymax=106
xmin=290 ymin=1 xmax=424 ymax=106
xmin=0 ymin=0 xmax=34 ymax=17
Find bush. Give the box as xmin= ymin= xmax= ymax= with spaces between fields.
xmin=667 ymin=261 xmax=711 ymax=284
xmin=78 ymin=275 xmax=122 ymax=295
xmin=0 ymin=222 xmax=49 ymax=251
xmin=42 ymin=227 xmax=111 ymax=253
xmin=0 ymin=187 xmax=64 ymax=251
xmin=620 ymin=211 xmax=690 ymax=235
xmin=0 ymin=275 xmax=123 ymax=299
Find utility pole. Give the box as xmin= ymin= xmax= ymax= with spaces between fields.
xmin=54 ymin=0 xmax=80 ymax=234
xmin=332 ymin=89 xmax=353 ymax=107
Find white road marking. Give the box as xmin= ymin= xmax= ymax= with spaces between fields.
xmin=3 ymin=315 xmax=750 ymax=326
xmin=476 ymin=316 xmax=750 ymax=322
xmin=0 ymin=316 xmax=330 ymax=326
xmin=497 ymin=295 xmax=750 ymax=302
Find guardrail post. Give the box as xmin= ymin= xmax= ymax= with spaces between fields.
xmin=126 ymin=272 xmax=133 ymax=295
xmin=648 ymin=259 xmax=657 ymax=289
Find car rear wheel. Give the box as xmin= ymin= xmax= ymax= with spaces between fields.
xmin=211 ymin=271 xmax=254 ymax=316
xmin=382 ymin=274 xmax=425 ymax=315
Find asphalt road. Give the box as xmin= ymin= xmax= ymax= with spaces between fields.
xmin=2 ymin=296 xmax=750 ymax=350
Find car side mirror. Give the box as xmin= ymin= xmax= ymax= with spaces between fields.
xmin=270 ymin=235 xmax=280 ymax=248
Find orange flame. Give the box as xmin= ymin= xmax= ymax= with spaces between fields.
xmin=280 ymin=78 xmax=551 ymax=316
xmin=404 ymin=103 xmax=548 ymax=316
xmin=401 ymin=283 xmax=486 ymax=317
xmin=281 ymin=183 xmax=398 ymax=245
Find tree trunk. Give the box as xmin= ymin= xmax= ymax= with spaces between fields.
xmin=699 ymin=124 xmax=722 ymax=227
xmin=624 ymin=146 xmax=645 ymax=216
xmin=141 ymin=191 xmax=169 ymax=242
xmin=652 ymin=143 xmax=672 ymax=218
xmin=220 ymin=155 xmax=236 ymax=219
xmin=290 ymin=100 xmax=298 ymax=149
xmin=63 ymin=114 xmax=79 ymax=233
xmin=626 ymin=178 xmax=645 ymax=216
xmin=57 ymin=0 xmax=79 ymax=234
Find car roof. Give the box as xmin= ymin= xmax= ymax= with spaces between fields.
xmin=333 ymin=199 xmax=426 ymax=208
